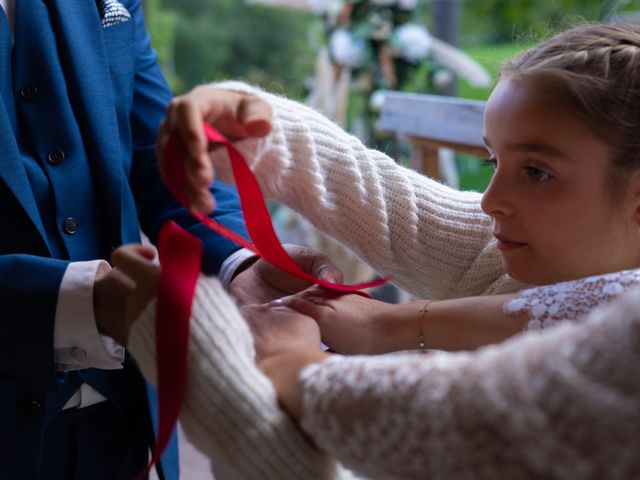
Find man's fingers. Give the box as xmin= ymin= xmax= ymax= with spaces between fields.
xmin=307 ymin=251 xmax=344 ymax=284
xmin=157 ymin=87 xmax=272 ymax=212
xmin=317 ymin=264 xmax=343 ymax=284
xmin=238 ymin=96 xmax=272 ymax=137
xmin=110 ymin=245 xmax=160 ymax=294
xmin=175 ymin=100 xmax=213 ymax=186
xmin=185 ymin=161 xmax=216 ymax=213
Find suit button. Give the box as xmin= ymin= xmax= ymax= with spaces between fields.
xmin=70 ymin=347 xmax=87 ymax=362
xmin=20 ymin=400 xmax=42 ymax=418
xmin=47 ymin=149 xmax=65 ymax=165
xmin=63 ymin=217 xmax=79 ymax=234
xmin=19 ymin=84 xmax=38 ymax=101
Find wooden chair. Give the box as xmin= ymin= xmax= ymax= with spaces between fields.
xmin=378 ymin=91 xmax=487 ymax=179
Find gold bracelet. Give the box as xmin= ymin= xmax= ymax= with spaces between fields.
xmin=418 ymin=300 xmax=433 ymax=353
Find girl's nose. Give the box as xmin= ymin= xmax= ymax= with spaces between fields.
xmin=480 ymin=170 xmax=515 ymax=218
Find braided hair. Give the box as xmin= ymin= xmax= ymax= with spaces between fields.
xmin=501 ymin=23 xmax=640 ymax=194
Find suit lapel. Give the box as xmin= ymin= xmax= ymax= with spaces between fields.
xmin=0 ymin=9 xmax=50 ymax=248
xmin=44 ymin=0 xmax=124 ymax=243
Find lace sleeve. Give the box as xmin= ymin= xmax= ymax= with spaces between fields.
xmin=299 ymin=287 xmax=640 ymax=480
xmin=504 ymin=268 xmax=640 ymax=330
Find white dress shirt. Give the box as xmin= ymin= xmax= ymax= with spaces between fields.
xmin=56 ymin=247 xmax=255 ymax=409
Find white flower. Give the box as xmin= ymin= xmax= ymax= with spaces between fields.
xmin=330 ymin=28 xmax=366 ymax=67
xmin=395 ymin=24 xmax=432 ymax=63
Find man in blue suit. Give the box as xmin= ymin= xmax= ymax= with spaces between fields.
xmin=0 ymin=0 xmax=337 ymax=478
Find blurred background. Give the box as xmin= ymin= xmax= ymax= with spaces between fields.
xmin=145 ymin=0 xmax=640 ymax=192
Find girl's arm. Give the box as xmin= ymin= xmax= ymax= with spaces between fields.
xmin=264 ymin=291 xmax=640 ymax=480
xmin=275 ymin=290 xmax=527 ymax=354
xmin=159 ymin=84 xmax=509 ymax=300
xmin=279 ymin=267 xmax=640 ymax=354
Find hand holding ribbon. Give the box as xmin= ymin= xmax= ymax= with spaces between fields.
xmin=144 ymin=123 xmax=388 ymax=475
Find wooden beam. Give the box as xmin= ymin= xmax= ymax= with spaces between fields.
xmin=379 ymin=92 xmax=486 ymax=150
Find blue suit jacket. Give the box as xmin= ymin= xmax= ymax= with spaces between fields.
xmin=0 ymin=1 xmax=248 ymax=478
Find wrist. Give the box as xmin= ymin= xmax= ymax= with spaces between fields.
xmin=259 ymin=347 xmax=330 ymax=420
xmin=374 ymin=301 xmax=431 ymax=352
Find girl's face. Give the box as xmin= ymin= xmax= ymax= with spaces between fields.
xmin=481 ymin=78 xmax=640 ymax=285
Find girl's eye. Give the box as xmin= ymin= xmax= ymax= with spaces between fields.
xmin=524 ymin=165 xmax=553 ymax=182
xmin=481 ymin=156 xmax=497 ymax=169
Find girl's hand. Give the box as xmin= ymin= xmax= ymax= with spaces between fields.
xmin=274 ymin=287 xmax=405 ymax=355
xmin=156 ymin=86 xmax=272 ymax=213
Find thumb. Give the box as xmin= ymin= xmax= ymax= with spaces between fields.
xmin=239 ymin=96 xmax=272 ymax=138
xmin=316 ymin=263 xmax=344 ymax=284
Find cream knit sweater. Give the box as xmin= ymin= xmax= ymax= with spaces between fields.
xmin=130 ymin=276 xmax=640 ymax=480
xmin=128 ymin=83 xmax=639 ymax=479
xmin=207 ymin=81 xmax=527 ymax=299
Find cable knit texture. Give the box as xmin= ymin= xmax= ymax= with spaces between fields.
xmin=128 ymin=275 xmax=640 ymax=480
xmin=129 ymin=277 xmax=349 ymax=480
xmin=211 ymin=81 xmax=527 ymax=299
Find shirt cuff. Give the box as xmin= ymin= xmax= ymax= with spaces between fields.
xmin=54 ymin=261 xmax=125 ymax=371
xmin=219 ymin=248 xmax=259 ymax=289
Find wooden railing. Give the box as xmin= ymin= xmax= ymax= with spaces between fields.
xmin=379 ymin=92 xmax=487 ymax=178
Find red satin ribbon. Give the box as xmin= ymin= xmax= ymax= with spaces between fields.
xmin=165 ymin=123 xmax=387 ymax=291
xmin=146 ymin=124 xmax=388 ymax=473
xmin=146 ymin=221 xmax=202 ymax=476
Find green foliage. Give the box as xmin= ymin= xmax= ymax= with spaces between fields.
xmin=143 ymin=0 xmax=640 ymax=193
xmin=144 ymin=0 xmax=640 ymax=96
xmin=145 ymin=1 xmax=317 ymax=97
xmin=459 ymin=0 xmax=639 ymax=44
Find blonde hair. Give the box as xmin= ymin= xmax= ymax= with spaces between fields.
xmin=501 ymin=23 xmax=640 ymax=190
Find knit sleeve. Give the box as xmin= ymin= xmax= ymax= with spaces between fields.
xmin=299 ymin=288 xmax=640 ymax=480
xmin=127 ymin=276 xmax=350 ymax=480
xmin=208 ymin=81 xmax=507 ymax=299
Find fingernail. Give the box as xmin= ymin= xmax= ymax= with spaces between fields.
xmin=268 ymin=299 xmax=284 ymax=308
xmin=320 ymin=272 xmax=339 ymax=283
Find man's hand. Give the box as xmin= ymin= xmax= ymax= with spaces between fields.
xmin=156 ymin=85 xmax=272 ymax=213
xmin=240 ymin=303 xmax=322 ymax=365
xmin=93 ymin=245 xmax=160 ymax=346
xmin=229 ymin=245 xmax=343 ymax=306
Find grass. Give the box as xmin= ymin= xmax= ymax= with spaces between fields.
xmin=455 ymin=41 xmax=536 ymax=192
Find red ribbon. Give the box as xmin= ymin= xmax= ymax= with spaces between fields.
xmin=146 ymin=125 xmax=388 ymax=473
xmin=146 ymin=221 xmax=202 ymax=476
xmin=165 ymin=123 xmax=387 ymax=291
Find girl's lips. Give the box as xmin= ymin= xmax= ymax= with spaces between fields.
xmin=494 ymin=236 xmax=527 ymax=251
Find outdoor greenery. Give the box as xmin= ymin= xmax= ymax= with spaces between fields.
xmin=145 ymin=0 xmax=317 ymax=97
xmin=146 ymin=0 xmax=639 ymax=96
xmin=144 ymin=0 xmax=639 ymax=191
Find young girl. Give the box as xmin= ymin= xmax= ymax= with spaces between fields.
xmin=113 ymin=23 xmax=640 ymax=479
